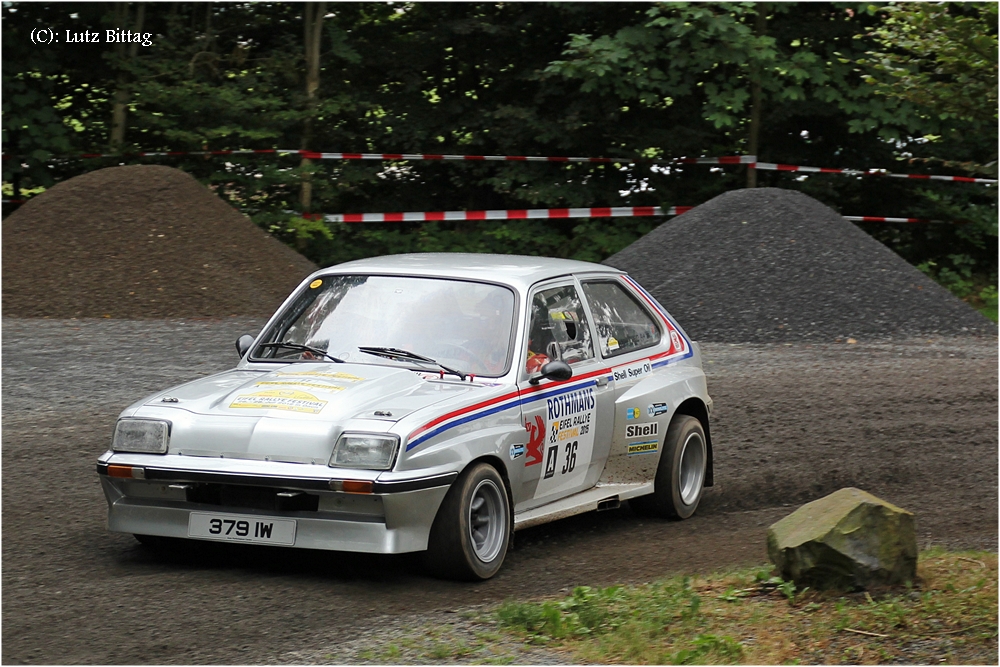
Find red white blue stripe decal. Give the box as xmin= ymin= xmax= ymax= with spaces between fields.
xmin=406 ymin=389 xmax=523 ymax=451
xmin=405 ymin=282 xmax=694 ymax=451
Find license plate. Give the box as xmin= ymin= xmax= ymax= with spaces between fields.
xmin=188 ymin=512 xmax=296 ymax=545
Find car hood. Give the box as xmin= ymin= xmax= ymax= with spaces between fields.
xmin=146 ymin=362 xmax=449 ymax=419
xmin=138 ymin=363 xmax=481 ymax=464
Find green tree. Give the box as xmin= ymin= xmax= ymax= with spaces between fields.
xmin=3 ymin=1 xmax=995 ymax=289
xmin=865 ymin=2 xmax=997 ymax=129
xmin=860 ymin=2 xmax=997 ymax=301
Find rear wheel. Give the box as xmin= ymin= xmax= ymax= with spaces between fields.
xmin=630 ymin=415 xmax=707 ymax=519
xmin=423 ymin=462 xmax=511 ymax=580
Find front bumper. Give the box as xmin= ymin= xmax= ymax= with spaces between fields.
xmin=97 ymin=461 xmax=454 ymax=554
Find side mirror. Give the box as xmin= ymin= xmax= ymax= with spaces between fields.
xmin=529 ymin=360 xmax=573 ymax=385
xmin=235 ymin=334 xmax=255 ymax=358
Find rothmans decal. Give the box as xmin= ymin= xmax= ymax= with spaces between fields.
xmin=534 ymin=385 xmax=597 ymax=498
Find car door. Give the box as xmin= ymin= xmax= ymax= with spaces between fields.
xmin=580 ymin=278 xmax=671 ymax=483
xmin=515 ymin=278 xmax=615 ymax=510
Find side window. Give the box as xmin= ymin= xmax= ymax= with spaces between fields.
xmin=525 ymin=284 xmax=594 ymax=374
xmin=581 ymin=280 xmax=660 ymax=358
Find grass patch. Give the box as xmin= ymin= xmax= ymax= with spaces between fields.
xmin=493 ymin=549 xmax=997 ymax=664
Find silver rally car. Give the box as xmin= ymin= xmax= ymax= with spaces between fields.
xmin=97 ymin=253 xmax=714 ymax=579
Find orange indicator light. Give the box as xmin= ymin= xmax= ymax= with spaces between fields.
xmin=341 ymin=480 xmax=374 ymax=494
xmin=107 ymin=465 xmax=145 ymax=479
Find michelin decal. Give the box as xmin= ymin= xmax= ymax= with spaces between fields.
xmin=627 ymin=440 xmax=659 ymax=456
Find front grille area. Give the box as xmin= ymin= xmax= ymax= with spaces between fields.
xmin=186 ymin=483 xmax=319 ymax=512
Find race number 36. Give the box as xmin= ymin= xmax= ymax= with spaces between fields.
xmin=561 ymin=441 xmax=578 ymax=475
xmin=543 ymin=440 xmax=579 ymax=479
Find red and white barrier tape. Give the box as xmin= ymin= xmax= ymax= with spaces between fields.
xmin=1 ymin=149 xmax=754 ymax=165
xmin=5 ymin=147 xmax=994 ymax=182
xmin=304 ymin=206 xmax=694 ymax=223
xmin=1 ymin=149 xmax=283 ymax=160
xmin=298 ymin=207 xmax=951 ymax=224
xmin=843 ymin=215 xmax=945 ymax=223
xmin=2 ymin=197 xmax=960 ymax=223
xmin=752 ymin=162 xmax=996 ymax=184
xmin=302 ymin=152 xmax=755 ymax=164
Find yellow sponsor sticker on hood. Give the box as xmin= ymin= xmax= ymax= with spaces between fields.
xmin=230 ymin=389 xmax=328 ymax=413
xmin=276 ymin=370 xmax=366 ymax=383
xmin=253 ymin=380 xmax=346 ymax=392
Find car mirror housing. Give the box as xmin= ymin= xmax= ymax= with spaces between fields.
xmin=235 ymin=334 xmax=255 ymax=358
xmin=530 ymin=360 xmax=573 ymax=385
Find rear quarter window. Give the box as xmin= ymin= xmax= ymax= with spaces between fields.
xmin=581 ymin=280 xmax=661 ymax=358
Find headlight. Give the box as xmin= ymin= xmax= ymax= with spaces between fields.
xmin=329 ymin=432 xmax=398 ymax=470
xmin=112 ymin=419 xmax=170 ymax=454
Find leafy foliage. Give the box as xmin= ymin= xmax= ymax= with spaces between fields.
xmin=492 ymin=551 xmax=997 ymax=665
xmin=865 ymin=3 xmax=998 ymax=127
xmin=2 ymin=2 xmax=996 ymax=295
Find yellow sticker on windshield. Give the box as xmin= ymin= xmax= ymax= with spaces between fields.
xmin=309 ymin=279 xmax=323 ymax=289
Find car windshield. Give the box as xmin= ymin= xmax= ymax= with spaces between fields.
xmin=254 ymin=275 xmax=517 ymax=377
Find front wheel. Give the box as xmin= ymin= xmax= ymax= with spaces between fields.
xmin=423 ymin=462 xmax=511 ymax=580
xmin=630 ymin=415 xmax=707 ymax=520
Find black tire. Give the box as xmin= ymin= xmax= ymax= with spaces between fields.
xmin=630 ymin=415 xmax=707 ymax=520
xmin=423 ymin=462 xmax=511 ymax=581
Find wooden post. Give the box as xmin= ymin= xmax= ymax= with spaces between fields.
xmin=747 ymin=4 xmax=766 ymax=188
xmin=109 ymin=3 xmax=145 ymax=151
xmin=300 ymin=2 xmax=326 ymax=212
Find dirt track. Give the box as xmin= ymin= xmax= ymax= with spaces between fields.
xmin=2 ymin=318 xmax=996 ymax=664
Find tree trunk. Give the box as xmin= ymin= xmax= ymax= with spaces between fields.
xmin=299 ymin=2 xmax=326 ymax=212
xmin=747 ymin=4 xmax=766 ymax=188
xmin=109 ymin=2 xmax=145 ymax=151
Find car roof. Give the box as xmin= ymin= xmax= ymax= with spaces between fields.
xmin=321 ymin=253 xmax=624 ymax=290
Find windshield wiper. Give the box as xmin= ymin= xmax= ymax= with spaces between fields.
xmin=358 ymin=346 xmax=466 ymax=381
xmin=257 ymin=342 xmax=344 ymax=363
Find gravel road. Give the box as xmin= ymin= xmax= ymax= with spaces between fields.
xmin=2 ymin=318 xmax=996 ymax=664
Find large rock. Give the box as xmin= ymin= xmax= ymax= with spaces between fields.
xmin=767 ymin=487 xmax=917 ymax=590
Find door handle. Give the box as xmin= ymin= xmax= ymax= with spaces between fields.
xmin=594 ymin=376 xmax=608 ymax=387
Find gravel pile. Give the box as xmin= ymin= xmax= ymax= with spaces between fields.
xmin=605 ymin=188 xmax=995 ymax=342
xmin=2 ymin=165 xmax=316 ymax=318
